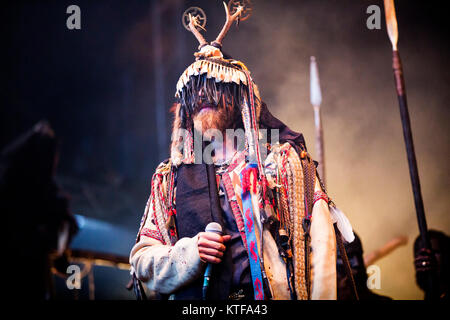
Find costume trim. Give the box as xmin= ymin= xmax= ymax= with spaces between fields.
xmin=175 ymin=59 xmax=248 ymax=98
xmin=140 ymin=228 xmax=164 ymax=242
xmin=286 ymin=147 xmax=309 ymax=300
xmin=313 ymin=190 xmax=329 ymax=207
xmin=222 ymin=172 xmax=248 ymax=251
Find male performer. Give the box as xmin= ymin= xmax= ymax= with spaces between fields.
xmin=130 ymin=5 xmax=353 ymax=300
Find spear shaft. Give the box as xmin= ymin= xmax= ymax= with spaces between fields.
xmin=384 ymin=0 xmax=438 ymax=299
xmin=392 ymin=50 xmax=429 ymax=247
xmin=313 ymin=105 xmax=325 ymax=185
xmin=310 ymin=56 xmax=325 ymax=186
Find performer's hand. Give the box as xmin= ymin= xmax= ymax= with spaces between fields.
xmin=197 ymin=232 xmax=231 ymax=264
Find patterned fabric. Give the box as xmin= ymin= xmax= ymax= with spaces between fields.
xmin=276 ymin=143 xmax=309 ymax=300
xmin=222 ymin=172 xmax=248 ymax=250
xmin=135 ymin=161 xmax=172 ymax=245
xmin=240 ymin=163 xmax=265 ymax=300
xmin=140 ymin=228 xmax=164 ymax=242
xmin=217 ymin=180 xmax=251 ymax=287
xmin=313 ymin=190 xmax=329 ymax=206
xmin=264 ymin=142 xmax=316 ymax=299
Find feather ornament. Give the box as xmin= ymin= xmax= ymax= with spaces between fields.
xmin=329 ymin=206 xmax=355 ymax=243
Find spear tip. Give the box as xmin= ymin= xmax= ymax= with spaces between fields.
xmin=384 ymin=0 xmax=399 ymax=51
xmin=310 ymin=56 xmax=322 ymax=107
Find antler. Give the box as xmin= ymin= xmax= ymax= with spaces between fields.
xmin=188 ymin=13 xmax=208 ymax=49
xmin=212 ymin=1 xmax=244 ymax=47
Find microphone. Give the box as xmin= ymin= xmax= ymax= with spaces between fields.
xmin=202 ymin=222 xmax=223 ymax=300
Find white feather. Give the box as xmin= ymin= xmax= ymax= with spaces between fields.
xmin=329 ymin=206 xmax=355 ymax=243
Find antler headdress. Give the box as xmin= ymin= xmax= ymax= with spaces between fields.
xmin=175 ymin=1 xmax=252 ymax=97
xmin=171 ymin=1 xmax=262 ymax=170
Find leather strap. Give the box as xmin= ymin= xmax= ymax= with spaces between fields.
xmin=334 ymin=224 xmax=359 ymax=300
xmin=300 ymin=152 xmax=316 ymax=299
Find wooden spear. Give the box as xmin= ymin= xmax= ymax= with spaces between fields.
xmin=383 ymin=0 xmax=438 ymax=299
xmin=310 ymin=56 xmax=326 ymax=186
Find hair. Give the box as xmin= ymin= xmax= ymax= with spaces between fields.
xmin=177 ymin=72 xmax=248 ymax=130
xmin=170 ymin=58 xmax=263 ymax=165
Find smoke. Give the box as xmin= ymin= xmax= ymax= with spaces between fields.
xmin=219 ymin=0 xmax=449 ymax=299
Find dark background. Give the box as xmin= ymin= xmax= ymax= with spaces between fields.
xmin=1 ymin=0 xmax=449 ymax=299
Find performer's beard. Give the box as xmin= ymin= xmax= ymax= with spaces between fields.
xmin=193 ymin=102 xmax=241 ymax=140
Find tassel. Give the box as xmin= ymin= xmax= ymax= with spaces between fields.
xmin=329 ymin=206 xmax=355 ymax=243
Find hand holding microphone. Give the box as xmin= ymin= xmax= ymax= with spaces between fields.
xmin=197 ymin=222 xmax=231 ymax=264
xmin=199 ymin=222 xmax=231 ymax=300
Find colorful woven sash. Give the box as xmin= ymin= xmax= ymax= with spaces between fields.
xmin=240 ymin=163 xmax=265 ymax=300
